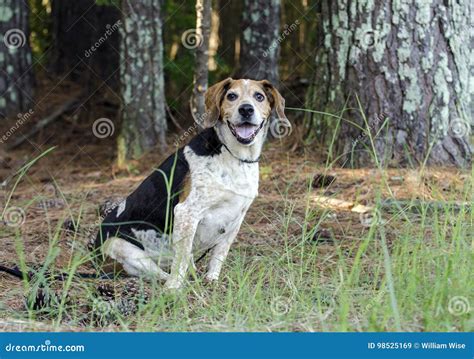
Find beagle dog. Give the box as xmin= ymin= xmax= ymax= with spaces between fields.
xmin=95 ymin=78 xmax=288 ymax=289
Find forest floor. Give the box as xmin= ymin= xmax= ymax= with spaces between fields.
xmin=0 ymin=119 xmax=472 ymax=331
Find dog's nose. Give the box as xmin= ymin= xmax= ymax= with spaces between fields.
xmin=238 ymin=104 xmax=254 ymax=119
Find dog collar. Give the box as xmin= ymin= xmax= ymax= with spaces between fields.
xmin=221 ymin=142 xmax=260 ymax=164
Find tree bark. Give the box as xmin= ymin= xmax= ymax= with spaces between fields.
xmin=238 ymin=0 xmax=281 ymax=84
xmin=0 ymin=0 xmax=34 ymax=119
xmin=190 ymin=0 xmax=211 ymax=123
xmin=117 ymin=0 xmax=167 ymax=167
xmin=309 ymin=0 xmax=472 ymax=168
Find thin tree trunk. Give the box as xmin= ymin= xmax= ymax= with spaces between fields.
xmin=309 ymin=0 xmax=472 ymax=168
xmin=190 ymin=0 xmax=211 ymax=123
xmin=0 ymin=0 xmax=34 ymax=119
xmin=238 ymin=0 xmax=281 ymax=83
xmin=117 ymin=0 xmax=167 ymax=167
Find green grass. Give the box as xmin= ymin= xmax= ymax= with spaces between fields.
xmin=1 ymin=170 xmax=472 ymax=332
xmin=0 ymin=141 xmax=473 ymax=332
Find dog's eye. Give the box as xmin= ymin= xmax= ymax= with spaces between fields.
xmin=227 ymin=93 xmax=238 ymax=101
xmin=254 ymin=92 xmax=265 ymax=102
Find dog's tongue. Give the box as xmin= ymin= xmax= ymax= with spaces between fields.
xmin=235 ymin=124 xmax=256 ymax=139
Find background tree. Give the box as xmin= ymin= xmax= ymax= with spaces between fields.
xmin=117 ymin=0 xmax=167 ymax=168
xmin=190 ymin=0 xmax=211 ymax=123
xmin=50 ymin=0 xmax=120 ymax=88
xmin=216 ymin=0 xmax=242 ymax=71
xmin=0 ymin=0 xmax=34 ymax=118
xmin=238 ymin=0 xmax=281 ymax=83
xmin=307 ymin=0 xmax=472 ymax=168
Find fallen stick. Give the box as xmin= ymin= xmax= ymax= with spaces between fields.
xmin=7 ymin=96 xmax=81 ymax=150
xmin=311 ymin=195 xmax=373 ymax=213
xmin=312 ymin=195 xmax=471 ymax=214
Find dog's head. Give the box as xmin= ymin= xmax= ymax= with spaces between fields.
xmin=200 ymin=78 xmax=288 ymax=145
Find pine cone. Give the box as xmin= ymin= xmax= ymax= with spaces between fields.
xmin=122 ymin=279 xmax=149 ymax=304
xmin=97 ymin=283 xmax=116 ymax=301
xmin=116 ymin=298 xmax=137 ymax=317
xmin=37 ymin=198 xmax=65 ymax=210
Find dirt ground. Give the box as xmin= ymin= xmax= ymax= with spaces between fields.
xmin=0 ymin=98 xmax=471 ymax=330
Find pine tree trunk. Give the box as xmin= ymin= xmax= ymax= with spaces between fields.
xmin=117 ymin=0 xmax=167 ymax=167
xmin=0 ymin=0 xmax=34 ymax=118
xmin=309 ymin=0 xmax=472 ymax=168
xmin=238 ymin=0 xmax=281 ymax=83
xmin=50 ymin=0 xmax=120 ymax=87
xmin=190 ymin=0 xmax=211 ymax=123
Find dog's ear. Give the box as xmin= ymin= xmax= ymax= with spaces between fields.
xmin=260 ymin=80 xmax=287 ymax=123
xmin=199 ymin=77 xmax=233 ymax=128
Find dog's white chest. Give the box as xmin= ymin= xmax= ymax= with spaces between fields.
xmin=185 ymin=145 xmax=259 ymax=199
xmin=193 ymin=192 xmax=251 ymax=251
xmin=184 ymin=146 xmax=258 ymax=252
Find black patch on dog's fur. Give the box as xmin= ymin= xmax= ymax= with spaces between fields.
xmin=95 ymin=148 xmax=189 ymax=249
xmin=188 ymin=127 xmax=222 ymax=157
xmin=95 ymin=128 xmax=223 ymax=250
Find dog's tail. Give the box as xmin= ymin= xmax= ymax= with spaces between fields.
xmin=0 ymin=265 xmax=24 ymax=279
xmin=0 ymin=264 xmax=114 ymax=281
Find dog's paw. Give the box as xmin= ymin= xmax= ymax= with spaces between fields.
xmin=164 ymin=278 xmax=183 ymax=291
xmin=204 ymin=272 xmax=220 ymax=283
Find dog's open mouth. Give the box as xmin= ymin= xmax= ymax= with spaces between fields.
xmin=227 ymin=121 xmax=264 ymax=144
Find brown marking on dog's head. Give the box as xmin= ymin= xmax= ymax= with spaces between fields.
xmin=259 ymin=80 xmax=287 ymax=123
xmin=203 ymin=78 xmax=286 ymax=125
xmin=202 ymin=78 xmax=288 ymax=144
xmin=219 ymin=79 xmax=273 ymax=123
xmin=201 ymin=77 xmax=233 ymax=128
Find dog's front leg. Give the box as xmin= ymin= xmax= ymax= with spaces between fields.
xmin=205 ymin=218 xmax=244 ymax=282
xmin=164 ymin=203 xmax=199 ymax=290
